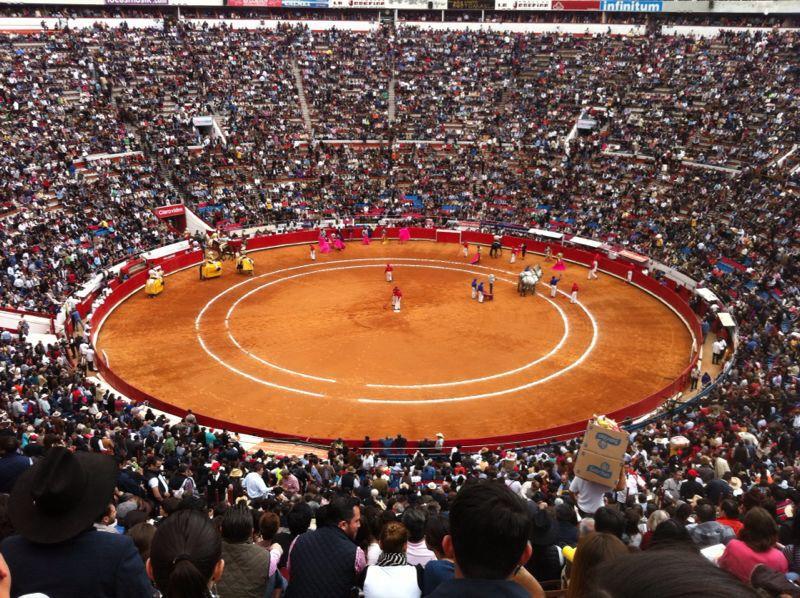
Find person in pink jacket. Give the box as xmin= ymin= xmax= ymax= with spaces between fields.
xmin=719 ymin=507 xmax=788 ymax=583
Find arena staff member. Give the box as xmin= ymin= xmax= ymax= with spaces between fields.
xmin=569 ymin=469 xmax=626 ymax=518
xmin=392 ymin=286 xmax=403 ymax=312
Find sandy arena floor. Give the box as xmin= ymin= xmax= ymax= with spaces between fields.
xmin=96 ymin=241 xmax=694 ymax=442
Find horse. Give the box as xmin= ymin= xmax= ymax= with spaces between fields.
xmin=518 ymin=266 xmax=542 ymax=296
xmin=207 ymin=238 xmax=236 ymax=261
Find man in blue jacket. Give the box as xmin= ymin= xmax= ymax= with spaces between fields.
xmin=1 ymin=446 xmax=152 ymax=597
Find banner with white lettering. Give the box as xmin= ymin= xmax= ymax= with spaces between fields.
xmin=600 ymin=0 xmax=661 ymax=11
xmin=153 ymin=204 xmax=186 ymax=219
xmin=495 ymin=0 xmax=549 ymax=10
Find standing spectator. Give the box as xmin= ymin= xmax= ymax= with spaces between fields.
xmin=1 ymin=447 xmax=152 ymax=597
xmin=403 ymin=508 xmax=435 ymax=566
xmin=719 ymin=507 xmax=788 ymax=583
xmin=570 ymin=469 xmax=625 ymax=517
xmin=287 ymin=497 xmax=365 ymax=598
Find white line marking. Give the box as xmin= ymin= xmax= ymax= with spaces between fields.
xmin=194 ymin=256 xmax=598 ymax=401
xmin=226 ymin=331 xmax=337 ymax=383
xmin=357 ymin=289 xmax=599 ymax=404
xmin=221 ymin=262 xmax=568 ymax=387
xmin=196 ymin=334 xmax=325 ymax=397
xmin=367 ymin=291 xmax=570 ymax=389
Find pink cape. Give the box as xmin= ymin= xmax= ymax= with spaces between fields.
xmin=398 ymin=228 xmax=411 ymax=242
xmin=552 ymin=260 xmax=566 ymax=271
xmin=318 ymin=237 xmax=331 ymax=254
xmin=470 ymin=254 xmax=480 ymax=265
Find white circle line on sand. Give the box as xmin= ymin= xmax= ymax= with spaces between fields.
xmin=194 ymin=254 xmax=597 ymax=401
xmin=194 ymin=255 xmax=522 ymax=331
xmin=195 ymin=332 xmax=326 ymax=398
xmin=357 ymin=288 xmax=599 ymax=404
xmin=226 ymin=330 xmax=337 ymax=384
xmin=222 ymin=262 xmax=564 ymax=387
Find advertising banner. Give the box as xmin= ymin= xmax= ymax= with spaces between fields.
xmin=227 ymin=0 xmax=328 ymax=6
xmin=105 ymin=0 xmax=169 ymax=4
xmin=153 ymin=204 xmax=186 ymax=219
xmin=600 ymin=0 xmax=661 ymax=11
xmin=550 ymin=0 xmax=600 ymax=10
xmin=495 ymin=0 xmax=549 ymax=10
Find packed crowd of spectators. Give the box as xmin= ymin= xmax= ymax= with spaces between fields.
xmin=0 ymin=15 xmax=797 ymax=598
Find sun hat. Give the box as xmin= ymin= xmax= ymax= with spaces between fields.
xmin=9 ymin=446 xmax=116 ymax=544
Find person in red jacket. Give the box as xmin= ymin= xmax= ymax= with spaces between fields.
xmin=391 ymin=286 xmax=403 ymax=312
xmin=385 ymin=263 xmax=393 ymax=282
xmin=570 ymin=282 xmax=579 ymax=304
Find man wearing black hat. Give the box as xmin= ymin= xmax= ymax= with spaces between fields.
xmin=0 ymin=446 xmax=152 ymax=597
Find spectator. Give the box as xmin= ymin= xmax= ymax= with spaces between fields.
xmin=427 ymin=480 xmax=542 ymax=598
xmin=688 ymin=503 xmax=736 ymax=548
xmin=570 ymin=469 xmax=625 ymax=517
xmin=525 ymin=510 xmax=563 ymax=584
xmin=719 ymin=507 xmax=789 ymax=583
xmin=127 ymin=521 xmax=156 ymax=565
xmin=0 ymin=435 xmax=31 ymax=494
xmin=148 ymin=509 xmax=225 ymax=598
xmin=286 ymin=497 xmax=365 ymax=598
xmin=423 ymin=515 xmax=454 ymax=596
xmin=717 ymin=499 xmax=744 ymax=536
xmin=359 ymin=521 xmax=423 ymax=598
xmin=243 ymin=463 xmax=269 ymax=500
xmin=566 ymin=532 xmax=627 ymax=598
xmin=589 ymin=549 xmax=758 ymax=597
xmin=1 ymin=447 xmax=152 ymax=597
xmin=216 ymin=503 xmax=271 ymax=598
xmin=403 ymin=508 xmax=435 ymax=566
xmin=641 ymin=510 xmax=670 ymax=551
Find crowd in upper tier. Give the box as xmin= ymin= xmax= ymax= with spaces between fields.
xmin=0 ymin=17 xmax=797 ymax=598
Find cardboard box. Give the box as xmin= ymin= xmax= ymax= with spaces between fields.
xmin=581 ymin=422 xmax=629 ymax=462
xmin=574 ymin=446 xmax=624 ymax=488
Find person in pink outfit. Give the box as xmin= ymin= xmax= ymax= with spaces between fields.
xmin=398 ymin=227 xmax=411 ymax=244
xmin=318 ymin=234 xmax=331 ymax=254
xmin=333 ymin=235 xmax=345 ymax=251
xmin=361 ymin=228 xmax=371 ymax=245
xmin=719 ymin=507 xmax=788 ymax=583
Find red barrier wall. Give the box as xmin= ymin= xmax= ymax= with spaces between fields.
xmin=90 ymin=229 xmax=702 ymax=449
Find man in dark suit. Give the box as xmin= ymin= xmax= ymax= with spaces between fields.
xmin=1 ymin=446 xmax=152 ymax=597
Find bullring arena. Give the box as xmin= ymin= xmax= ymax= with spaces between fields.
xmin=94 ymin=229 xmax=697 ymax=445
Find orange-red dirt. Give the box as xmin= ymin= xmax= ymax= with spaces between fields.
xmin=96 ymin=242 xmax=693 ymax=441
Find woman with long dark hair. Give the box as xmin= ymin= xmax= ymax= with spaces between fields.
xmin=147 ymin=510 xmax=224 ymax=598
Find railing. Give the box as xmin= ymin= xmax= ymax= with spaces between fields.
xmin=87 ymin=225 xmax=726 ymax=450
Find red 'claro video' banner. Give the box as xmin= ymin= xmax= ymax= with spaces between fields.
xmin=550 ymin=0 xmax=600 ymax=9
xmin=153 ymin=204 xmax=186 ymax=219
